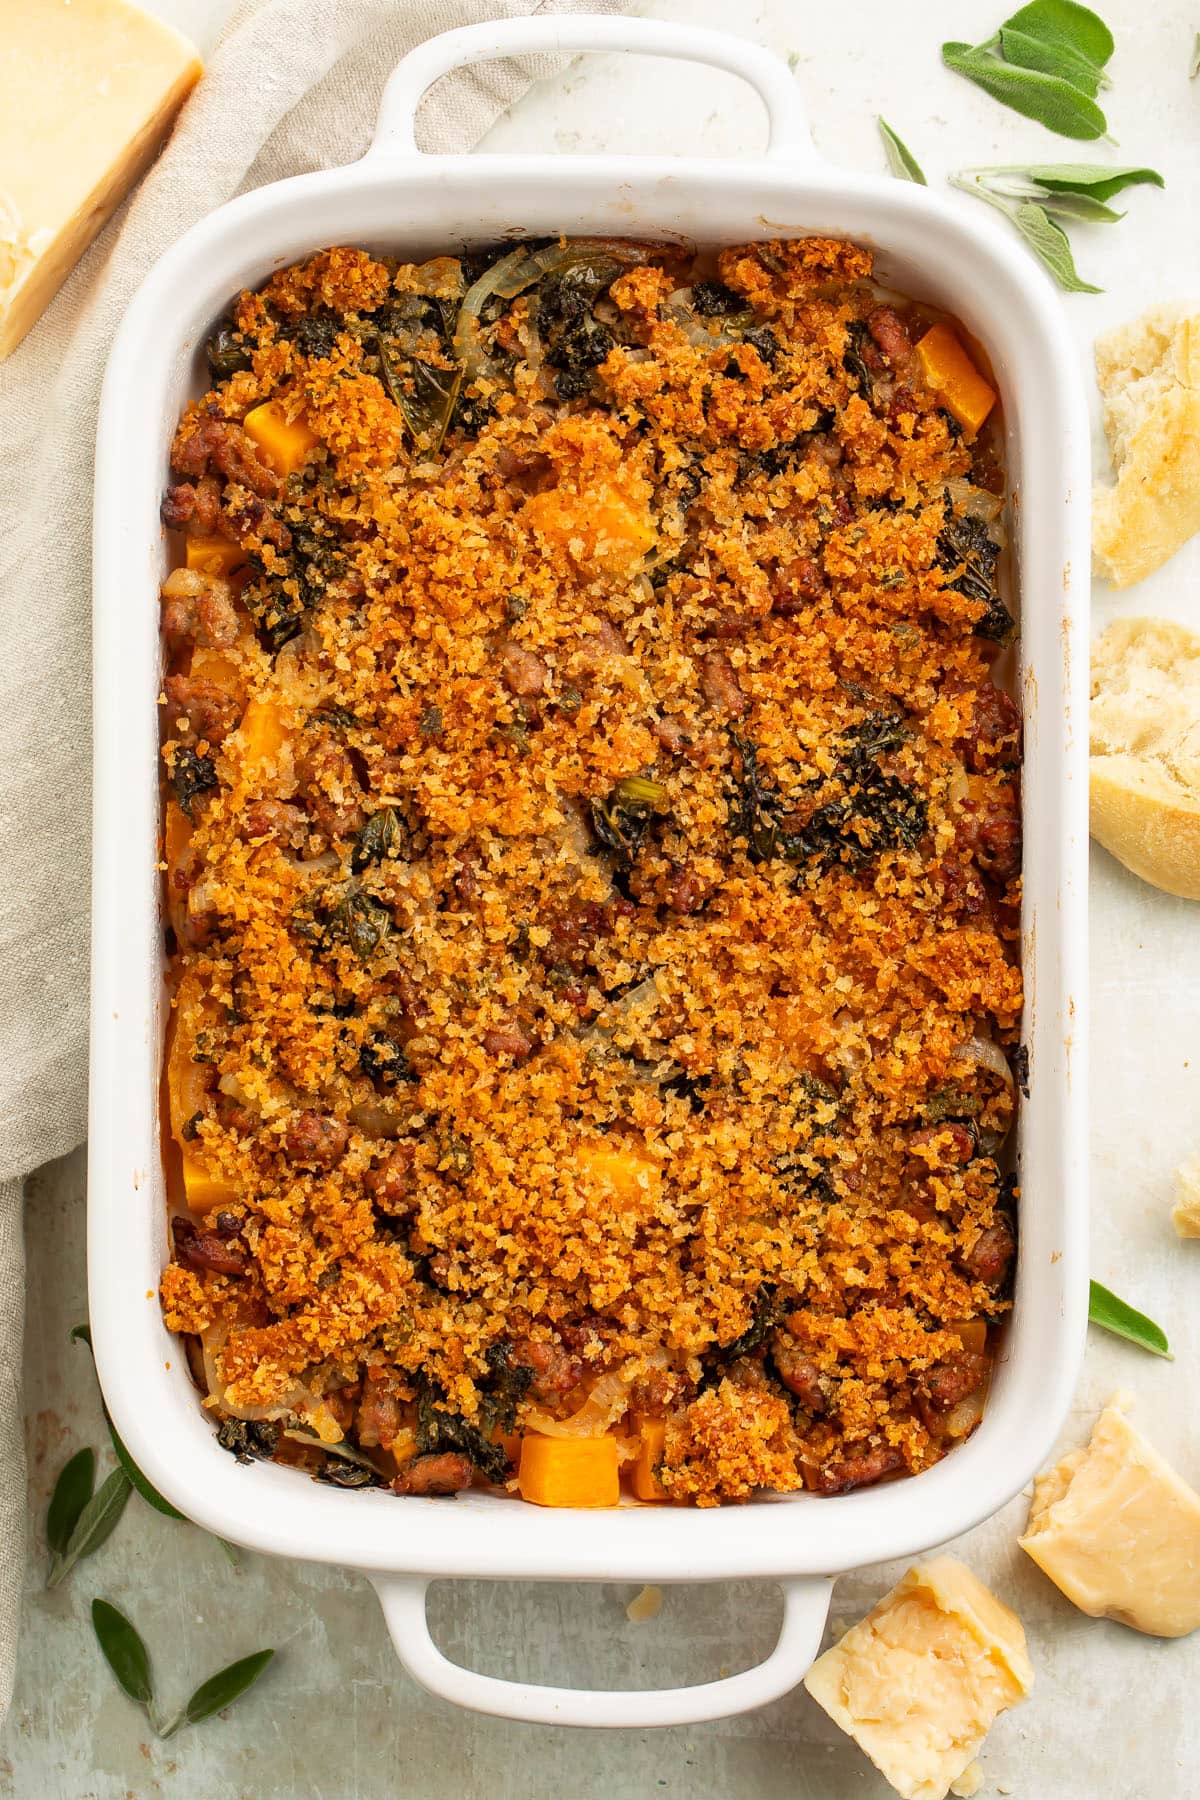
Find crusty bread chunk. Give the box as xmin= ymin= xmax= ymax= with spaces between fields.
xmin=1173 ymin=1153 xmax=1200 ymax=1238
xmin=1092 ymin=304 xmax=1200 ymax=588
xmin=1090 ymin=616 xmax=1200 ymax=898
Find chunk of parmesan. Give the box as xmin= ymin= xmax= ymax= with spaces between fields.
xmin=1019 ymin=1394 xmax=1200 ymax=1637
xmin=0 ymin=0 xmax=202 ymax=359
xmin=803 ymin=1558 xmax=1032 ymax=1800
xmin=1172 ymin=1153 xmax=1200 ymax=1238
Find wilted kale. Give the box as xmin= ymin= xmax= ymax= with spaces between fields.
xmin=216 ymin=1418 xmax=280 ymax=1464
xmin=743 ymin=325 xmax=780 ymax=365
xmin=713 ymin=1288 xmax=784 ymax=1368
xmin=729 ymin=717 xmax=926 ymax=877
xmin=842 ymin=319 xmax=875 ymax=397
xmin=325 ymin=890 xmax=392 ymax=960
xmin=416 ymin=1389 xmax=509 ymax=1483
xmin=537 ymin=267 xmax=617 ymax=400
xmin=1011 ymin=1043 xmax=1030 ymax=1098
xmin=937 ymin=511 xmax=1013 ymax=643
xmin=315 ymin=1460 xmax=378 ymax=1489
xmin=171 ymin=746 xmax=217 ymax=817
xmin=691 ymin=280 xmax=749 ymax=318
xmin=359 ymin=1034 xmax=412 ymax=1087
xmin=206 ymin=322 xmax=252 ymax=380
xmin=589 ymin=775 xmax=670 ymax=866
xmin=289 ymin=312 xmax=340 ymax=361
xmin=481 ymin=1342 xmax=535 ymax=1434
xmin=351 ymin=807 xmax=406 ymax=875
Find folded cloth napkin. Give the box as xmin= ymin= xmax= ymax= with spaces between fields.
xmin=0 ymin=0 xmax=627 ymax=1721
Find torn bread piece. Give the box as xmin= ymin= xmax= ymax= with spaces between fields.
xmin=803 ymin=1557 xmax=1033 ymax=1800
xmin=1090 ymin=616 xmax=1200 ymax=898
xmin=1172 ymin=1153 xmax=1200 ymax=1237
xmin=1019 ymin=1394 xmax=1200 ymax=1637
xmin=1092 ymin=303 xmax=1200 ymax=588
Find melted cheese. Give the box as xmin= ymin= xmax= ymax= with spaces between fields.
xmin=0 ymin=0 xmax=201 ymax=358
xmin=803 ymin=1558 xmax=1033 ymax=1800
xmin=1019 ymin=1394 xmax=1200 ymax=1637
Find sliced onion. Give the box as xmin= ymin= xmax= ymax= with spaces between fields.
xmin=950 ymin=1035 xmax=1014 ymax=1088
xmin=943 ymin=478 xmax=1004 ymax=525
xmin=283 ymin=848 xmax=341 ymax=877
xmin=348 ymin=1100 xmax=406 ymax=1140
xmin=453 ymin=240 xmax=665 ymax=379
xmin=523 ymin=1371 xmax=629 ymax=1438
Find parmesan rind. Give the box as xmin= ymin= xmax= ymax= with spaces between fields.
xmin=803 ymin=1557 xmax=1033 ymax=1800
xmin=1019 ymin=1395 xmax=1200 ymax=1637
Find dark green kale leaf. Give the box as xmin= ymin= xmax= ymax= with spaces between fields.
xmin=325 ymin=891 xmax=392 ymax=961
xmin=937 ymin=511 xmax=1013 ymax=642
xmin=589 ymin=775 xmax=670 ymax=865
xmin=171 ymin=747 xmax=217 ymax=818
xmin=351 ymin=807 xmax=406 ymax=875
xmin=416 ymin=1390 xmax=509 ymax=1484
xmin=215 ymin=1419 xmax=280 ymax=1464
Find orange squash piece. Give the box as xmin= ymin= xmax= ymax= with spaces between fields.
xmin=237 ymin=694 xmax=289 ymax=777
xmin=575 ymin=1138 xmax=661 ymax=1211
xmin=185 ymin=535 xmax=245 ymax=577
xmin=951 ymin=1319 xmax=988 ymax=1356
xmin=517 ymin=1433 xmax=621 ymax=1508
xmin=915 ymin=324 xmax=996 ymax=434
xmin=630 ymin=1418 xmax=668 ymax=1502
xmin=242 ymin=400 xmax=318 ymax=477
xmin=180 ymin=1151 xmax=238 ymax=1212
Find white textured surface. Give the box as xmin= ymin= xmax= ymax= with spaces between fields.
xmin=5 ymin=0 xmax=1200 ymax=1793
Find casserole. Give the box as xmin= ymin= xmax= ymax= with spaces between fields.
xmin=90 ymin=14 xmax=1089 ymax=1727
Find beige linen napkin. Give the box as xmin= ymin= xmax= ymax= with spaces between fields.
xmin=0 ymin=0 xmax=627 ymax=1720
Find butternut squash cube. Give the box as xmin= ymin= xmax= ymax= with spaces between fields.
xmin=630 ymin=1418 xmax=668 ymax=1502
xmin=181 ymin=1151 xmax=239 ymax=1213
xmin=915 ymin=324 xmax=996 ymax=434
xmin=237 ymin=694 xmax=289 ymax=777
xmin=185 ymin=535 xmax=245 ymax=577
xmin=575 ymin=1138 xmax=661 ymax=1210
xmin=518 ymin=1433 xmax=620 ymax=1508
xmin=242 ymin=400 xmax=318 ymax=476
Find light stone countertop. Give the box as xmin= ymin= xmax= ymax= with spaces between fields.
xmin=5 ymin=2 xmax=1200 ymax=1794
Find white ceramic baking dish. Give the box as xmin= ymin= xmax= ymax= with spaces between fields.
xmin=89 ymin=14 xmax=1090 ymax=1729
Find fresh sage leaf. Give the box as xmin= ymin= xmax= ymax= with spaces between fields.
xmin=1002 ymin=0 xmax=1114 ymax=68
xmin=1089 ymin=1279 xmax=1171 ymax=1357
xmin=1037 ymin=190 xmax=1124 ymax=221
xmin=92 ymin=1599 xmax=154 ymax=1706
xmin=942 ymin=40 xmax=1108 ymax=137
xmin=71 ymin=1316 xmax=185 ymax=1519
xmin=46 ymin=1448 xmax=95 ymax=1556
xmin=998 ymin=26 xmax=1106 ymax=95
xmin=47 ymin=1468 xmax=133 ymax=1588
xmin=1011 ymin=200 xmax=1103 ymax=289
xmin=878 ymin=118 xmax=927 ymax=184
xmin=181 ymin=1649 xmax=275 ymax=1729
xmin=1020 ymin=162 xmax=1164 ymax=200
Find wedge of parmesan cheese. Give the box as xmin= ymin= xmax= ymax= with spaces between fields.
xmin=803 ymin=1558 xmax=1033 ymax=1800
xmin=1019 ymin=1393 xmax=1200 ymax=1637
xmin=0 ymin=0 xmax=202 ymax=359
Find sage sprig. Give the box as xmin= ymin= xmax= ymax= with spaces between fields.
xmin=943 ymin=1 xmax=1115 ymax=138
xmin=1088 ymin=1279 xmax=1171 ymax=1358
xmin=46 ymin=1448 xmax=95 ymax=1557
xmin=91 ymin=1599 xmax=274 ymax=1738
xmin=951 ymin=162 xmax=1163 ymax=291
xmin=878 ymin=119 xmax=927 ymax=184
xmin=47 ymin=1468 xmax=132 ymax=1589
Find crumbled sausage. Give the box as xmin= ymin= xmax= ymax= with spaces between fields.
xmin=664 ymin=862 xmax=710 ymax=917
xmin=159 ymin=568 xmax=240 ymax=653
xmin=242 ymin=799 xmax=309 ymax=847
xmin=919 ymin=1351 xmax=989 ymax=1415
xmin=171 ymin=1214 xmax=248 ymax=1277
xmin=283 ymin=1109 xmax=349 ymax=1167
xmin=393 ymin=1452 xmax=473 ymax=1496
xmin=956 ymin=782 xmax=1021 ymax=882
xmin=161 ymin=475 xmax=223 ymax=533
xmin=867 ymin=305 xmax=913 ymax=367
xmin=907 ymin=1122 xmax=975 ymax=1170
xmin=164 ymin=674 xmax=243 ymax=747
xmin=959 ymin=684 xmax=1021 ymax=773
xmin=173 ymin=416 xmax=280 ymax=498
xmin=770 ymin=1332 xmax=828 ymax=1412
xmin=514 ymin=1334 xmax=583 ymax=1399
xmin=961 ymin=1215 xmax=1016 ymax=1289
xmin=805 ymin=1444 xmax=903 ymax=1496
xmin=699 ymin=650 xmax=746 ymax=715
xmin=368 ymin=1142 xmax=419 ymax=1213
xmin=298 ymin=737 xmax=366 ymax=841
xmin=498 ymin=640 xmax=548 ymax=697
xmin=769 ymin=555 xmax=825 ymax=617
xmin=355 ymin=1366 xmax=403 ymax=1449
xmin=482 ymin=1019 xmax=534 ymax=1060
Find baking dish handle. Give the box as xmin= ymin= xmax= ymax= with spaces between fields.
xmin=368 ymin=16 xmax=814 ymax=163
xmin=370 ymin=1573 xmax=833 ymax=1727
